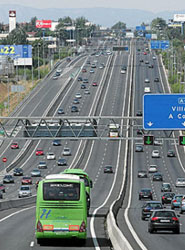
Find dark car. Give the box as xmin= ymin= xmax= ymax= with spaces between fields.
xmin=104 ymin=166 xmax=113 ymax=173
xmin=77 ymin=76 xmax=83 ymax=81
xmin=13 ymin=168 xmax=23 ymax=176
xmin=73 ymin=98 xmax=79 ymax=104
xmin=135 ymin=145 xmax=144 ymax=152
xmin=3 ymin=175 xmax=14 ymax=184
xmin=83 ymin=78 xmax=88 ymax=83
xmin=148 ymin=64 xmax=154 ymax=68
xmin=141 ymin=201 xmax=163 ymax=220
xmin=136 ymin=110 xmax=142 ymax=116
xmin=122 ymin=65 xmax=127 ymax=70
xmin=161 ymin=183 xmax=172 ymax=192
xmin=167 ymin=150 xmax=175 ymax=157
xmin=57 ymin=108 xmax=65 ymax=115
xmin=0 ymin=183 xmax=5 ymax=193
xmin=139 ymin=59 xmax=144 ymax=62
xmin=153 ymin=172 xmax=163 ymax=181
xmin=52 ymin=139 xmax=61 ymax=146
xmin=55 ymin=71 xmax=61 ymax=77
xmin=139 ymin=188 xmax=153 ymax=200
xmin=148 ymin=210 xmax=180 ymax=234
xmin=161 ymin=192 xmax=175 ymax=205
xmin=137 ymin=129 xmax=143 ymax=135
xmin=71 ymin=106 xmax=79 ymax=112
xmin=81 ymin=84 xmax=86 ymax=89
xmin=154 ymin=77 xmax=159 ymax=82
xmin=57 ymin=158 xmax=67 ymax=166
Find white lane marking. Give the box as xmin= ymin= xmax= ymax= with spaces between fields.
xmin=0 ymin=206 xmax=35 ymax=223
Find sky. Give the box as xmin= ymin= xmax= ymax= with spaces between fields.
xmin=1 ymin=0 xmax=185 ymax=13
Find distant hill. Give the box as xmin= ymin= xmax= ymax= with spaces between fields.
xmin=0 ymin=4 xmax=185 ymax=28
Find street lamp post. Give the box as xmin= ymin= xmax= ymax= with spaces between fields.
xmin=37 ymin=43 xmax=40 ymax=80
xmin=5 ymin=66 xmax=10 ymax=114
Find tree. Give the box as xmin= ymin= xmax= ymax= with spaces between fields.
xmin=1 ymin=27 xmax=28 ymax=45
xmin=111 ymin=22 xmax=126 ymax=30
xmin=151 ymin=18 xmax=166 ymax=30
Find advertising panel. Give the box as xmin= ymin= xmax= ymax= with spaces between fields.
xmin=174 ymin=14 xmax=185 ymax=22
xmin=9 ymin=10 xmax=16 ymax=17
xmin=36 ymin=20 xmax=52 ymax=28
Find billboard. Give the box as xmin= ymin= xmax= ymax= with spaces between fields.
xmin=174 ymin=14 xmax=185 ymax=22
xmin=9 ymin=10 xmax=16 ymax=17
xmin=36 ymin=20 xmax=52 ymax=28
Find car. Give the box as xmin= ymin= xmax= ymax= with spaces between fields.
xmin=104 ymin=166 xmax=113 ymax=173
xmin=148 ymin=165 xmax=157 ymax=173
xmin=77 ymin=76 xmax=83 ymax=81
xmin=84 ymin=89 xmax=90 ymax=95
xmin=13 ymin=168 xmax=23 ymax=176
xmin=36 ymin=149 xmax=44 ymax=156
xmin=139 ymin=59 xmax=144 ymax=62
xmin=52 ymin=75 xmax=58 ymax=80
xmin=31 ymin=169 xmax=41 ymax=177
xmin=99 ymin=65 xmax=104 ymax=69
xmin=148 ymin=64 xmax=154 ymax=68
xmin=0 ymin=183 xmax=5 ymax=193
xmin=86 ymin=60 xmax=91 ymax=64
xmin=18 ymin=186 xmax=32 ymax=198
xmin=75 ymin=93 xmax=82 ymax=99
xmin=52 ymin=139 xmax=61 ymax=146
xmin=136 ymin=110 xmax=142 ymax=116
xmin=90 ymin=69 xmax=95 ymax=73
xmin=135 ymin=145 xmax=144 ymax=152
xmin=91 ymin=63 xmax=96 ymax=68
xmin=153 ymin=172 xmax=163 ymax=181
xmin=22 ymin=176 xmax=32 ymax=185
xmin=176 ymin=178 xmax=185 ymax=187
xmin=56 ymin=68 xmax=62 ymax=73
xmin=144 ymin=87 xmax=151 ymax=93
xmin=71 ymin=106 xmax=79 ymax=112
xmin=141 ymin=201 xmax=163 ymax=220
xmin=81 ymin=84 xmax=86 ymax=89
xmin=83 ymin=78 xmax=88 ymax=83
xmin=144 ymin=78 xmax=150 ymax=83
xmin=92 ymin=82 xmax=98 ymax=86
xmin=148 ymin=210 xmax=180 ymax=234
xmin=3 ymin=175 xmax=14 ymax=184
xmin=180 ymin=197 xmax=185 ymax=214
xmin=62 ymin=148 xmax=71 ymax=156
xmin=57 ymin=108 xmax=65 ymax=114
xmin=152 ymin=150 xmax=160 ymax=158
xmin=167 ymin=150 xmax=175 ymax=157
xmin=136 ymin=129 xmax=143 ymax=135
xmin=38 ymin=161 xmax=47 ymax=169
xmin=121 ymin=69 xmax=126 ymax=74
xmin=161 ymin=183 xmax=172 ymax=192
xmin=122 ymin=65 xmax=127 ymax=70
xmin=139 ymin=188 xmax=153 ymax=200
xmin=138 ymin=170 xmax=147 ymax=178
xmin=154 ymin=140 xmax=163 ymax=146
xmin=152 ymin=56 xmax=156 ymax=60
xmin=57 ymin=158 xmax=67 ymax=166
xmin=145 ymin=61 xmax=149 ymax=64
xmin=0 ymin=191 xmax=3 ymax=199
xmin=11 ymin=142 xmax=19 ymax=149
xmin=161 ymin=192 xmax=175 ymax=205
xmin=154 ymin=77 xmax=159 ymax=82
xmin=55 ymin=71 xmax=61 ymax=77
xmin=66 ymin=57 xmax=71 ymax=62
xmin=171 ymin=194 xmax=185 ymax=209
xmin=82 ymin=68 xmax=87 ymax=73
xmin=46 ymin=152 xmax=56 ymax=160
xmin=143 ymin=52 xmax=147 ymax=55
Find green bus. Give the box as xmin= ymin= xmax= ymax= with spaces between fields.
xmin=61 ymin=169 xmax=93 ymax=215
xmin=35 ymin=174 xmax=87 ymax=245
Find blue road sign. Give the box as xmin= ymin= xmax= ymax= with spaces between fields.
xmin=145 ymin=34 xmax=152 ymax=39
xmin=150 ymin=40 xmax=170 ymax=50
xmin=143 ymin=94 xmax=185 ymax=130
xmin=136 ymin=26 xmax=146 ymax=31
xmin=0 ymin=45 xmax=32 ymax=58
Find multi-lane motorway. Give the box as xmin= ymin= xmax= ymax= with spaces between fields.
xmin=1 ymin=38 xmax=185 ymax=250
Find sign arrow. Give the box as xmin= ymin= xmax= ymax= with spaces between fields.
xmin=146 ymin=136 xmax=152 ymax=145
xmin=182 ymin=122 xmax=185 ymax=127
xmin=147 ymin=121 xmax=153 ymax=127
xmin=181 ymin=137 xmax=185 ymax=145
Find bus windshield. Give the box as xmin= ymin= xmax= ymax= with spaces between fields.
xmin=43 ymin=182 xmax=80 ymax=201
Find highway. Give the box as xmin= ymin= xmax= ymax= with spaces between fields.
xmin=1 ymin=37 xmax=185 ymax=250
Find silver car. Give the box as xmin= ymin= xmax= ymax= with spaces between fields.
xmin=149 ymin=165 xmax=157 ymax=173
xmin=18 ymin=186 xmax=32 ymax=198
xmin=176 ymin=178 xmax=185 ymax=187
xmin=152 ymin=150 xmax=160 ymax=158
xmin=62 ymin=148 xmax=71 ymax=156
xmin=31 ymin=169 xmax=41 ymax=177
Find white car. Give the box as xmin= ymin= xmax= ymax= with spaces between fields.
xmin=154 ymin=140 xmax=163 ymax=146
xmin=46 ymin=152 xmax=56 ymax=160
xmin=144 ymin=87 xmax=151 ymax=93
xmin=152 ymin=150 xmax=160 ymax=158
xmin=75 ymin=93 xmax=82 ymax=99
xmin=18 ymin=186 xmax=32 ymax=198
xmin=84 ymin=89 xmax=90 ymax=95
xmin=62 ymin=148 xmax=71 ymax=156
xmin=152 ymin=56 xmax=156 ymax=60
xmin=148 ymin=165 xmax=157 ymax=173
xmin=145 ymin=78 xmax=150 ymax=83
xmin=121 ymin=69 xmax=126 ymax=74
xmin=176 ymin=178 xmax=185 ymax=187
